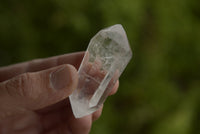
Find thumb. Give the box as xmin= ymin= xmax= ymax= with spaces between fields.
xmin=0 ymin=64 xmax=78 ymax=112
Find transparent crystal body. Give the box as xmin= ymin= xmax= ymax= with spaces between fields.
xmin=69 ymin=24 xmax=133 ymax=118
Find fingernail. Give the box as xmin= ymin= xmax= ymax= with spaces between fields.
xmin=50 ymin=66 xmax=72 ymax=90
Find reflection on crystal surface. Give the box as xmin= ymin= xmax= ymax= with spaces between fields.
xmin=69 ymin=24 xmax=133 ymax=118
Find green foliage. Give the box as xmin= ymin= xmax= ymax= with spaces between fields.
xmin=0 ymin=0 xmax=200 ymax=133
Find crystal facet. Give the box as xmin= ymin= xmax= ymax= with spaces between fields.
xmin=69 ymin=24 xmax=133 ymax=118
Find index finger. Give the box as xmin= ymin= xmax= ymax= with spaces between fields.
xmin=0 ymin=52 xmax=85 ymax=82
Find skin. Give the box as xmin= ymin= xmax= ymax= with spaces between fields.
xmin=0 ymin=52 xmax=119 ymax=134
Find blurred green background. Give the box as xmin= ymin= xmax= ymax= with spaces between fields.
xmin=0 ymin=0 xmax=200 ymax=133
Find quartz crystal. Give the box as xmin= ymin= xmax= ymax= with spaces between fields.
xmin=69 ymin=24 xmax=133 ymax=118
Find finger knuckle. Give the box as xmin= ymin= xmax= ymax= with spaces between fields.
xmin=5 ymin=73 xmax=35 ymax=100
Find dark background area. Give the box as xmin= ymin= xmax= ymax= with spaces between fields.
xmin=0 ymin=0 xmax=200 ymax=134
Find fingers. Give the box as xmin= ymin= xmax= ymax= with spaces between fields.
xmin=91 ymin=80 xmax=119 ymax=121
xmin=68 ymin=115 xmax=92 ymax=134
xmin=0 ymin=52 xmax=84 ymax=82
xmin=41 ymin=79 xmax=118 ymax=133
xmin=44 ymin=124 xmax=72 ymax=134
xmin=44 ymin=115 xmax=92 ymax=134
xmin=41 ymin=110 xmax=64 ymax=130
xmin=65 ymin=104 xmax=92 ymax=134
xmin=92 ymin=105 xmax=103 ymax=121
xmin=109 ymin=80 xmax=119 ymax=96
xmin=0 ymin=64 xmax=78 ymax=115
xmin=91 ymin=80 xmax=118 ymax=121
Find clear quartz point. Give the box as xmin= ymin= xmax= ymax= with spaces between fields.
xmin=69 ymin=24 xmax=133 ymax=118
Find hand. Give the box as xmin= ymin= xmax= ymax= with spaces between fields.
xmin=0 ymin=52 xmax=119 ymax=134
